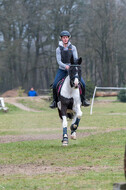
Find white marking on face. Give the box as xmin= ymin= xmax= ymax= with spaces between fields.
xmin=74 ymin=78 xmax=79 ymax=87
xmin=75 ymin=73 xmax=78 ymax=77
xmin=75 ymin=67 xmax=79 ymax=78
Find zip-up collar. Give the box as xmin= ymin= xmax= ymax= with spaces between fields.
xmin=59 ymin=41 xmax=71 ymax=48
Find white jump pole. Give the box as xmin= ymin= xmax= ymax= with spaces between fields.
xmin=90 ymin=87 xmax=126 ymax=115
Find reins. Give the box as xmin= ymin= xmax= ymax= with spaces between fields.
xmin=69 ymin=65 xmax=81 ymax=67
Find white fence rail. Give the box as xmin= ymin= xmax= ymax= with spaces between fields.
xmin=90 ymin=87 xmax=126 ymax=115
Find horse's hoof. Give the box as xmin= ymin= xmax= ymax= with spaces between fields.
xmin=62 ymin=141 xmax=68 ymax=146
xmin=71 ymin=132 xmax=76 ymax=140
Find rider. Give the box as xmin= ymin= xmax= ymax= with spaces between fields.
xmin=50 ymin=30 xmax=90 ymax=108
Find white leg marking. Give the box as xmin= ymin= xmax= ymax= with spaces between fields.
xmin=62 ymin=116 xmax=67 ymax=128
xmin=72 ymin=114 xmax=77 ymax=125
xmin=73 ymin=104 xmax=82 ymax=119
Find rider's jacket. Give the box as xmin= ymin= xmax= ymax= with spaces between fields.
xmin=56 ymin=41 xmax=78 ymax=70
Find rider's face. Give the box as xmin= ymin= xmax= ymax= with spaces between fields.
xmin=61 ymin=36 xmax=69 ymax=44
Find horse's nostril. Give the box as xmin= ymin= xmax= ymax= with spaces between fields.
xmin=74 ymin=82 xmax=79 ymax=88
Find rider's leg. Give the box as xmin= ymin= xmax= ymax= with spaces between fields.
xmin=80 ymin=78 xmax=90 ymax=107
xmin=50 ymin=69 xmax=67 ymax=109
xmin=50 ymin=88 xmax=58 ymax=108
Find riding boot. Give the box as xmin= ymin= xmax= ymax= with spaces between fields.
xmin=81 ymin=87 xmax=90 ymax=107
xmin=50 ymin=88 xmax=58 ymax=109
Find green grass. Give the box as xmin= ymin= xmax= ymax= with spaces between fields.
xmin=95 ymin=96 xmax=117 ymax=101
xmin=17 ymin=98 xmax=49 ymax=111
xmin=0 ymin=132 xmax=125 ymax=190
xmin=0 ymin=98 xmax=126 ymax=189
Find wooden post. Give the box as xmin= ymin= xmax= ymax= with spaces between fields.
xmin=113 ymin=183 xmax=126 ymax=190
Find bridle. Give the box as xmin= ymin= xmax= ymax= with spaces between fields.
xmin=68 ymin=65 xmax=81 ymax=87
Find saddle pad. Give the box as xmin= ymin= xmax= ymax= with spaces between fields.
xmin=57 ymin=78 xmax=65 ymax=96
xmin=79 ymin=84 xmax=82 ymax=95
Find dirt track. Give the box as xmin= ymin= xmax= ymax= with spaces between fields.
xmin=0 ymin=128 xmax=126 ymax=144
xmin=0 ymin=164 xmax=121 ymax=176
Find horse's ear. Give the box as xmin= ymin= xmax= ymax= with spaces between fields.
xmin=78 ymin=57 xmax=82 ymax=65
xmin=70 ymin=55 xmax=74 ymax=65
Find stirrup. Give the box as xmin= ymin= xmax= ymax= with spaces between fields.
xmin=82 ymin=100 xmax=90 ymax=107
xmin=50 ymin=100 xmax=57 ymax=109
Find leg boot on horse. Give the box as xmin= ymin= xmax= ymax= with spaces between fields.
xmin=70 ymin=117 xmax=80 ymax=140
xmin=62 ymin=127 xmax=68 ymax=146
xmin=70 ymin=124 xmax=77 ymax=140
xmin=62 ymin=134 xmax=68 ymax=146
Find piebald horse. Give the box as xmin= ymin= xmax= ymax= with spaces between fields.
xmin=57 ymin=56 xmax=83 ymax=146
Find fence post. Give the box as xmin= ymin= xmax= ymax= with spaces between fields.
xmin=90 ymin=86 xmax=97 ymax=115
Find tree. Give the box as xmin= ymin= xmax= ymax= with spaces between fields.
xmin=0 ymin=0 xmax=126 ymax=93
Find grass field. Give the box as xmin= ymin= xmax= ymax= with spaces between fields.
xmin=0 ymin=97 xmax=126 ymax=190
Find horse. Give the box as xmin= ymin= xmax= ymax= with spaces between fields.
xmin=57 ymin=56 xmax=83 ymax=146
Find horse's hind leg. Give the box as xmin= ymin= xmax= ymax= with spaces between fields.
xmin=70 ymin=116 xmax=80 ymax=140
xmin=62 ymin=116 xmax=68 ymax=146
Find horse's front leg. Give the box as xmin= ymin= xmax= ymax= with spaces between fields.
xmin=70 ymin=104 xmax=82 ymax=140
xmin=62 ymin=115 xmax=68 ymax=134
xmin=61 ymin=103 xmax=69 ymax=146
xmin=70 ymin=115 xmax=80 ymax=140
xmin=62 ymin=115 xmax=69 ymax=146
xmin=76 ymin=103 xmax=83 ymax=119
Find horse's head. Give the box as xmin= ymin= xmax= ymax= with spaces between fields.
xmin=69 ymin=56 xmax=82 ymax=88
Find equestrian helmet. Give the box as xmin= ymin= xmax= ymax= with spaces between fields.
xmin=60 ymin=30 xmax=71 ymax=38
